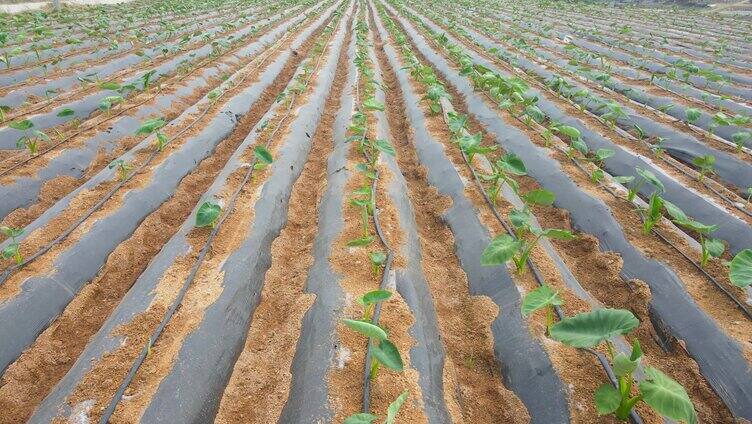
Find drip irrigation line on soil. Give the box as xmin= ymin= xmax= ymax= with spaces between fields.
xmin=96 ymin=13 xmax=339 ymax=422
xmin=0 ymin=23 xmax=301 ymax=286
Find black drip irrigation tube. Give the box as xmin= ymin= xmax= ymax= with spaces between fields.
xmin=95 ymin=10 xmax=341 ymax=423
xmin=386 ymin=5 xmax=752 ymax=417
xmin=0 ymin=22 xmax=299 ymax=286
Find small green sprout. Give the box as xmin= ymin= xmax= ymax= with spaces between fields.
xmin=195 ymin=200 xmax=222 ymax=228
xmin=108 ymin=159 xmax=133 ymax=182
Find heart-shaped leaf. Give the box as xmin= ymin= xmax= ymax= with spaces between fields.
xmin=594 ymin=383 xmax=621 ymax=415
xmin=358 ymin=290 xmax=392 ymax=306
xmin=522 ymin=189 xmax=555 ymax=206
xmin=371 ymin=339 xmax=403 ymax=371
xmin=639 ymin=367 xmax=697 ymax=424
xmin=195 ymin=201 xmax=221 ymax=228
xmin=730 ymin=249 xmax=752 ymax=288
xmin=521 ymin=285 xmax=563 ymax=317
xmin=481 ymin=234 xmax=523 ymax=266
xmin=550 ymin=308 xmax=639 ymax=348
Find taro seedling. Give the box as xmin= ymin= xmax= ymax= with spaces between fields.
xmin=342 ymin=319 xmax=404 ymax=379
xmin=369 ymin=251 xmax=387 ymax=277
xmin=691 ymin=154 xmax=715 ymax=182
xmin=640 ymin=192 xmax=663 ymax=235
xmin=108 ymin=159 xmax=133 ymax=182
xmin=521 ymin=284 xmax=563 ymax=334
xmin=457 ymin=132 xmax=496 ymax=163
xmin=624 ymin=167 xmax=664 ymax=202
xmin=10 ymin=119 xmax=48 ymax=156
xmin=550 ymin=309 xmax=697 ymax=423
xmin=481 ymin=226 xmax=575 ymax=274
xmin=357 ymin=289 xmax=392 ymax=321
xmin=195 ymin=200 xmax=222 ymax=228
xmin=1 ymin=226 xmax=24 ymax=266
xmin=136 ymin=118 xmax=168 ymax=151
xmin=685 ymin=108 xmax=701 ymax=125
xmin=253 ymin=145 xmax=273 ymax=170
xmin=731 ymin=132 xmax=750 ymax=152
xmin=663 ymin=201 xmax=723 ymax=268
xmin=729 ymin=249 xmax=752 ymax=288
xmin=480 ymin=152 xmax=527 ymax=202
xmin=344 ymin=389 xmax=409 ymax=424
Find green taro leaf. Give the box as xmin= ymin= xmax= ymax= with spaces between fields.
xmin=343 ymin=414 xmax=378 ymax=424
xmin=539 ymin=228 xmax=575 ymax=240
xmin=639 ymin=367 xmax=697 ymax=424
xmin=550 ymin=308 xmax=639 ymax=348
xmin=729 ymin=249 xmax=752 ymax=288
xmin=358 ymin=289 xmax=392 ymax=306
xmin=371 ymin=339 xmax=403 ymax=371
xmin=685 ymin=108 xmax=701 ymax=123
xmin=195 ymin=201 xmax=221 ymax=228
xmin=481 ymin=234 xmax=523 ymax=266
xmin=374 ymin=139 xmax=395 ymax=156
xmin=673 ymin=218 xmax=718 ymax=235
xmin=522 ymin=189 xmax=555 ymax=206
xmin=509 ymin=208 xmax=532 ymax=230
xmin=703 ymin=238 xmax=725 ymax=258
xmin=499 ymin=153 xmax=526 ymax=175
xmin=369 ymin=251 xmax=386 ymax=265
xmin=0 ymin=226 xmax=23 ymax=238
xmin=56 ymin=108 xmax=75 ymax=117
xmin=636 ymin=167 xmax=664 ymax=192
xmin=521 ymin=284 xmax=563 ymax=317
xmin=555 ymin=125 xmax=581 ymax=141
xmin=662 ymin=200 xmax=687 ymax=222
xmin=347 ymin=236 xmax=374 ymax=247
xmin=99 ymin=81 xmax=121 ymax=90
xmin=385 ymin=390 xmax=409 ymax=424
xmin=343 ymin=319 xmax=387 ymax=340
xmin=1 ymin=243 xmax=19 ymax=260
xmin=254 ymin=145 xmax=273 ymax=164
xmin=136 ymin=117 xmax=166 ymax=135
xmin=9 ymin=119 xmax=33 ymax=131
xmin=594 ymin=383 xmax=621 ymax=415
xmin=363 ymin=97 xmax=385 ymax=111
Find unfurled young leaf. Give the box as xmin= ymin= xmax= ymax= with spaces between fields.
xmin=385 ymin=390 xmax=409 ymax=424
xmin=370 ymin=339 xmax=403 ymax=371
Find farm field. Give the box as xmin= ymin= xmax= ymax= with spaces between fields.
xmin=0 ymin=0 xmax=751 ymax=422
